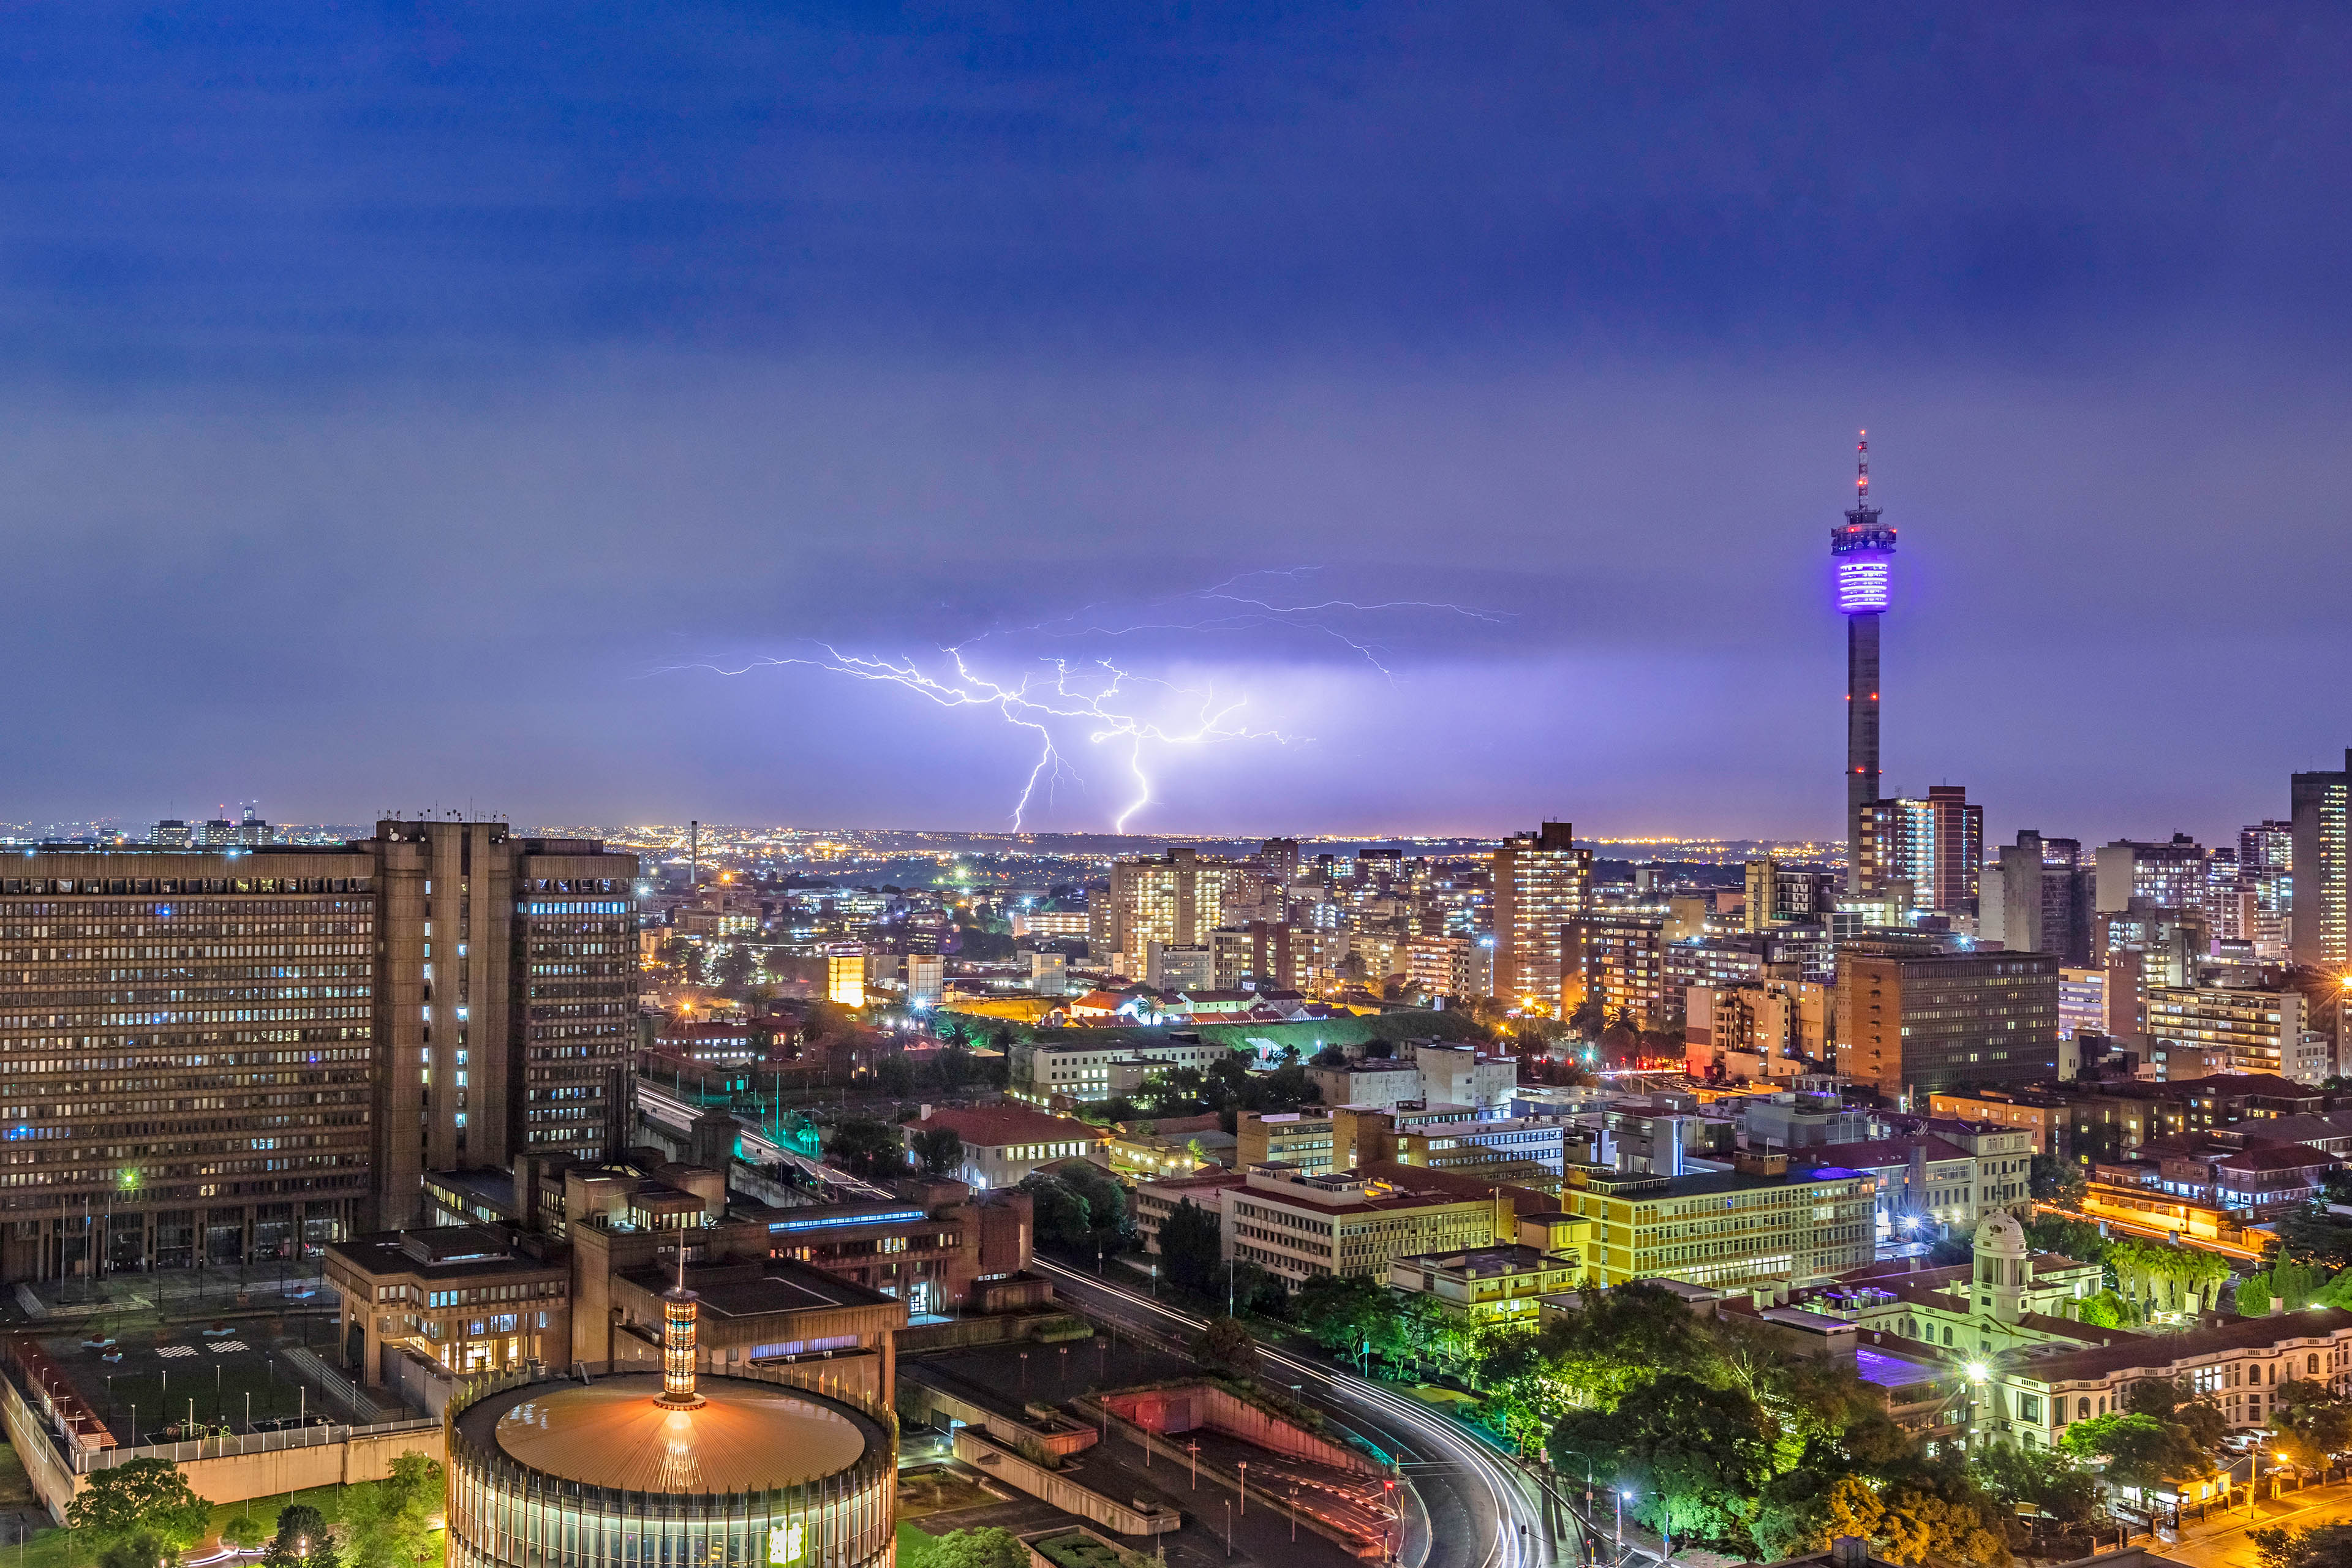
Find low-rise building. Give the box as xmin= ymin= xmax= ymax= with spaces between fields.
xmin=1787 ymin=1136 xmax=1978 ymax=1250
xmin=1556 ymin=1151 xmax=1877 ymax=1290
xmin=1389 ymin=1213 xmax=1588 ymax=1322
xmin=1104 ymin=1115 xmax=1236 ymax=1179
xmin=326 ymin=1225 xmax=572 ymax=1380
xmin=1924 ymin=1090 xmax=2065 ymax=1155
xmin=1236 ymin=1111 xmax=1337 ymax=1175
xmin=1014 ymin=1035 xmax=1233 ymax=1103
xmin=1987 ymin=1308 xmax=2352 ymax=1450
xmin=1222 ymin=1162 xmax=1553 ymax=1287
xmin=900 ymin=1105 xmax=1106 ymax=1189
xmin=1306 ymin=1060 xmax=1423 ymax=1110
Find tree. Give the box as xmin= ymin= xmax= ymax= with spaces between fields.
xmin=911 ymin=1126 xmax=964 ymax=1177
xmin=2252 ymin=1522 xmax=2352 ymax=1568
xmin=2060 ymin=1412 xmax=2210 ymax=1491
xmin=2272 ymin=1380 xmax=2352 ymax=1460
xmin=2125 ymin=1376 xmax=2228 ymax=1451
xmin=2030 ymin=1153 xmax=2087 ymax=1206
xmin=1294 ymin=1274 xmax=1399 ymax=1363
xmin=931 ymin=1528 xmax=1030 ymax=1568
xmin=2269 ymin=1212 xmax=2352 ymax=1273
xmin=1210 ymin=1259 xmax=1289 ymax=1318
xmin=264 ymin=1531 xmax=343 ymax=1568
xmin=1547 ymin=1373 xmax=1773 ymax=1544
xmin=342 ymin=1450 xmax=445 ymax=1568
xmin=1973 ymin=1440 xmax=2098 ymax=1526
xmin=826 ymin=1117 xmax=904 ymax=1179
xmin=1019 ymin=1172 xmax=1093 ymax=1248
xmin=1158 ymin=1198 xmax=1221 ymax=1294
xmin=1872 ymin=1488 xmax=2008 ymax=1568
xmin=1196 ymin=1314 xmax=1260 ymax=1381
xmin=66 ymin=1457 xmax=214 ymax=1562
xmin=1050 ymin=1159 xmax=1131 ymax=1253
xmin=273 ymin=1507 xmax=330 ymax=1555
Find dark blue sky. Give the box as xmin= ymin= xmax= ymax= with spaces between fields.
xmin=7 ymin=2 xmax=2350 ymax=843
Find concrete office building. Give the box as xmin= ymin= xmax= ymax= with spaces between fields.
xmin=1836 ymin=949 xmax=2061 ymax=1098
xmin=1983 ymin=831 xmax=2091 ymax=965
xmin=0 ymin=846 xmax=378 ymax=1280
xmin=369 ymin=821 xmax=639 ymax=1231
xmin=1492 ymin=822 xmax=1592 ymax=1010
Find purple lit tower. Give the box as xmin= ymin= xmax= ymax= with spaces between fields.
xmin=1831 ymin=431 xmax=1896 ymax=894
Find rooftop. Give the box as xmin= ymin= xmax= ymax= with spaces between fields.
xmin=905 ymin=1104 xmax=1103 ymax=1148
xmin=617 ymin=1259 xmax=886 ymax=1318
xmin=329 ymin=1227 xmax=560 ymax=1281
xmin=1393 ymin=1243 xmax=1570 ymax=1277
xmin=2008 ymin=1308 xmax=2352 ymax=1385
xmin=1791 ymin=1136 xmax=1971 ymax=1169
xmin=464 ymin=1371 xmax=880 ymax=1493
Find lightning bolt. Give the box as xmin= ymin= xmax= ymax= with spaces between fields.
xmin=668 ymin=568 xmax=1506 ymax=830
xmin=668 ymin=645 xmax=1292 ymax=831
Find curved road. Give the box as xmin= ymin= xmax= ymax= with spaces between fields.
xmin=1033 ymin=1259 xmax=1581 ymax=1568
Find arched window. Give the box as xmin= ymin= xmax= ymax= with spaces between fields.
xmin=2078 ymin=1397 xmax=2092 ymax=1419
xmin=2312 ymin=1354 xmax=2323 ymax=1376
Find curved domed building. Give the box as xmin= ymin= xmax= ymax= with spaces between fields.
xmin=446 ymin=1266 xmax=896 ymax=1568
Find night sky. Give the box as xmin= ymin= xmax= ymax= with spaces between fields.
xmin=9 ymin=4 xmax=2350 ymax=843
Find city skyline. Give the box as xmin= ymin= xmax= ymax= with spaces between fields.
xmin=4 ymin=7 xmax=2350 ymax=843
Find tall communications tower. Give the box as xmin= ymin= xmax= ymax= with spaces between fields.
xmin=1831 ymin=431 xmax=1896 ymax=893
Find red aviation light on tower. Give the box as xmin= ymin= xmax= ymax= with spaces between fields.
xmin=1830 ymin=429 xmax=1896 ymax=614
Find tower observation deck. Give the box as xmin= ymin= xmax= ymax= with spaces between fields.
xmin=1832 ymin=432 xmax=1896 ymax=894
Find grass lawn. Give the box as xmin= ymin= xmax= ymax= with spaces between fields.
xmin=1403 ymin=1385 xmax=1479 ymax=1406
xmin=0 ymin=1477 xmax=419 ymax=1568
xmin=895 ymin=1521 xmax=943 ymax=1568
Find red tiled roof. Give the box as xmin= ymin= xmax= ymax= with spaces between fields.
xmin=2216 ymin=1143 xmax=2339 ymax=1174
xmin=1793 ymin=1136 xmax=1972 ymax=1169
xmin=907 ymin=1106 xmax=1104 ymax=1149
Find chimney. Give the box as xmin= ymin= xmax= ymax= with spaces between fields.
xmin=1830 ymin=1539 xmax=1870 ymax=1568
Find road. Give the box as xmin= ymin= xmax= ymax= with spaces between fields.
xmin=1033 ymin=1258 xmax=1581 ymax=1568
xmin=2158 ymin=1480 xmax=2352 ymax=1568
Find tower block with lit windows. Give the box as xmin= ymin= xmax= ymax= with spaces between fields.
xmin=1833 ymin=432 xmax=1897 ymax=893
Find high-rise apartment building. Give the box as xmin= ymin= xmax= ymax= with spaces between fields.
xmin=2292 ymin=754 xmax=2352 ymax=973
xmin=2144 ymin=984 xmax=2321 ymax=1083
xmin=1108 ymin=848 xmax=1253 ymax=956
xmin=1566 ymin=913 xmax=1670 ymax=1027
xmin=1855 ymin=785 xmax=1983 ymax=915
xmin=0 ymin=848 xmax=378 ymax=1280
xmin=1743 ymin=857 xmax=1832 ymax=931
xmin=1258 ymin=838 xmax=1302 ymax=884
xmin=2094 ymin=835 xmax=2210 ymax=915
xmin=2239 ymin=820 xmax=2293 ymax=959
xmin=1491 ymin=822 xmax=1591 ymax=1011
xmin=1831 ymin=433 xmax=1896 ymax=894
xmin=1836 ymin=949 xmax=2060 ymax=1097
xmin=1406 ymin=933 xmax=1493 ymax=1001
